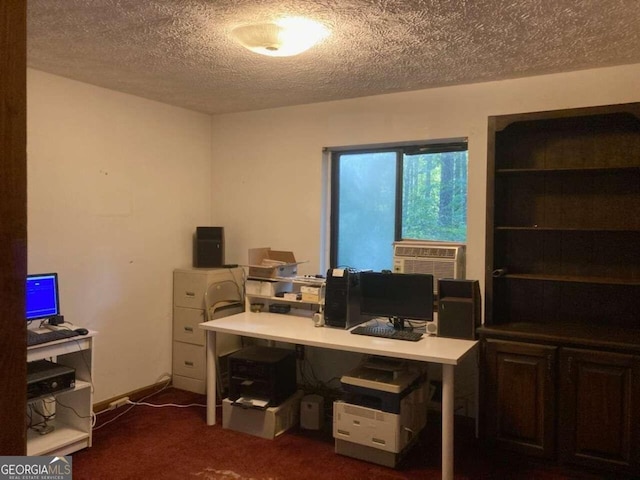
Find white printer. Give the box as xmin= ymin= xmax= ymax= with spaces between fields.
xmin=333 ymin=356 xmax=429 ymax=468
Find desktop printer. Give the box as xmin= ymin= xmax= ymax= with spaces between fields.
xmin=228 ymin=345 xmax=296 ymax=408
xmin=333 ymin=357 xmax=429 ymax=468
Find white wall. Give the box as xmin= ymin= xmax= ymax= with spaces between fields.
xmin=27 ymin=69 xmax=213 ymax=402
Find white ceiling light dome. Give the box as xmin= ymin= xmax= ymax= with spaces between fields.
xmin=231 ymin=17 xmax=330 ymax=57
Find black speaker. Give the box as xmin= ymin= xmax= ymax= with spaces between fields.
xmin=194 ymin=226 xmax=224 ymax=268
xmin=437 ymin=279 xmax=481 ymax=339
xmin=324 ymin=268 xmax=366 ymax=329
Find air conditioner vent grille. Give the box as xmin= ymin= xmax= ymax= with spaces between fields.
xmin=394 ymin=246 xmax=457 ymax=259
xmin=402 ymin=260 xmax=456 ymax=278
xmin=393 ymin=241 xmax=466 ymax=294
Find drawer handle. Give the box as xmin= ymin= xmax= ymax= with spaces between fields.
xmin=184 ymin=361 xmax=194 ymax=367
xmin=185 ymin=291 xmax=195 ymax=297
xmin=184 ymin=326 xmax=194 ymax=333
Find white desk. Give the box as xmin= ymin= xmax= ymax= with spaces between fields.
xmin=200 ymin=312 xmax=477 ymax=480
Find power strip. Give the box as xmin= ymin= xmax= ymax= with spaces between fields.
xmin=108 ymin=396 xmax=130 ymax=410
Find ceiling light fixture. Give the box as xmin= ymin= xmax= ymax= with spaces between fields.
xmin=231 ymin=17 xmax=329 ymax=57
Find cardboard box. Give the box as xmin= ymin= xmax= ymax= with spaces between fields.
xmin=222 ymin=390 xmax=303 ymax=439
xmin=246 ymin=279 xmax=292 ymax=297
xmin=300 ymin=285 xmax=321 ymax=303
xmin=248 ymin=248 xmax=300 ymax=279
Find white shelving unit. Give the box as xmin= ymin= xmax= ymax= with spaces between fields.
xmin=245 ymin=276 xmax=325 ymax=318
xmin=26 ymin=331 xmax=96 ymax=456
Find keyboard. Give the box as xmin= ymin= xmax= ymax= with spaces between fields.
xmin=27 ymin=329 xmax=79 ymax=346
xmin=350 ymin=325 xmax=423 ymax=342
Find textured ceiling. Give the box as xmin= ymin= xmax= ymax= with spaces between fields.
xmin=27 ymin=0 xmax=640 ymax=115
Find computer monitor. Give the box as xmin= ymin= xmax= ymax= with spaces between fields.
xmin=26 ymin=273 xmax=60 ymax=321
xmin=359 ymin=271 xmax=434 ymax=329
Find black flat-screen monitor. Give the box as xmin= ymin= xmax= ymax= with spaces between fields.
xmin=359 ymin=272 xmax=434 ymax=327
xmin=26 ymin=273 xmax=60 ymax=321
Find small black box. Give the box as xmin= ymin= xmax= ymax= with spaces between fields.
xmin=437 ymin=279 xmax=481 ymax=340
xmin=27 ymin=360 xmax=76 ymax=400
xmin=194 ymin=226 xmax=224 ymax=268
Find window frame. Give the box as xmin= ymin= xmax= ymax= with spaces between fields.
xmin=329 ymin=140 xmax=468 ymax=269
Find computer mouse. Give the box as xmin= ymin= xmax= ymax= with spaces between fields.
xmin=74 ymin=328 xmax=89 ymax=335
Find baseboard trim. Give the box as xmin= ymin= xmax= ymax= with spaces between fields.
xmin=93 ymin=379 xmax=172 ymax=413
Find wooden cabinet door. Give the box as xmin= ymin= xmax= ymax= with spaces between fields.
xmin=484 ymin=339 xmax=557 ymax=458
xmin=559 ymin=349 xmax=640 ymax=474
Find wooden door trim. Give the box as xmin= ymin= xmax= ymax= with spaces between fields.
xmin=0 ymin=0 xmax=28 ymax=455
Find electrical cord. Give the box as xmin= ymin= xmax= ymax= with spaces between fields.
xmin=41 ymin=397 xmax=56 ymax=416
xmin=92 ymin=372 xmax=171 ymax=419
xmin=27 ymin=399 xmax=56 ymax=434
xmin=94 ymin=374 xmax=208 ymax=431
xmin=93 ymin=377 xmax=170 ymax=430
xmin=297 ymin=354 xmax=343 ymax=402
xmin=55 ymin=397 xmax=92 ymax=419
xmin=93 ymin=402 xmax=135 ymax=430
xmin=127 ymin=400 xmax=206 ymax=408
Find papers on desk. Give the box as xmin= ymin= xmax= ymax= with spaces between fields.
xmin=231 ymin=396 xmax=270 ymax=409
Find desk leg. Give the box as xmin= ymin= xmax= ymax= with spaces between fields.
xmin=206 ymin=330 xmax=217 ymax=426
xmin=442 ymin=364 xmax=454 ymax=480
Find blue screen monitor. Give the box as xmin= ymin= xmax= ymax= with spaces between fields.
xmin=26 ymin=273 xmax=60 ymax=321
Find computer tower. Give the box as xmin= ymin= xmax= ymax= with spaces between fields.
xmin=437 ymin=279 xmax=481 ymax=339
xmin=324 ymin=268 xmax=366 ymax=329
xmin=194 ymin=226 xmax=224 ymax=268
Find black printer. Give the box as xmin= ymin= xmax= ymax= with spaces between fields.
xmin=228 ymin=345 xmax=296 ymax=408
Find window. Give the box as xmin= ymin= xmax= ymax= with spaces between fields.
xmin=330 ymin=141 xmax=468 ymax=271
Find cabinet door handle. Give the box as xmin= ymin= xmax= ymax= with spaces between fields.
xmin=547 ymin=354 xmax=553 ymax=379
xmin=184 ymin=326 xmax=193 ymax=333
xmin=185 ymin=291 xmax=195 ymax=297
xmin=567 ymin=356 xmax=573 ymax=381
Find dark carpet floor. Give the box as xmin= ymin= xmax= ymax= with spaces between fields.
xmin=70 ymin=388 xmax=605 ymax=480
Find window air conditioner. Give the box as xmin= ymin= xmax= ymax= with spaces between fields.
xmin=392 ymin=241 xmax=466 ymax=295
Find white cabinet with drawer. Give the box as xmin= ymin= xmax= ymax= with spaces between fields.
xmin=172 ymin=267 xmax=244 ymax=394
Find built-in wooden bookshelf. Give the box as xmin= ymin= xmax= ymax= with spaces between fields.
xmin=479 ymin=103 xmax=640 ymax=477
